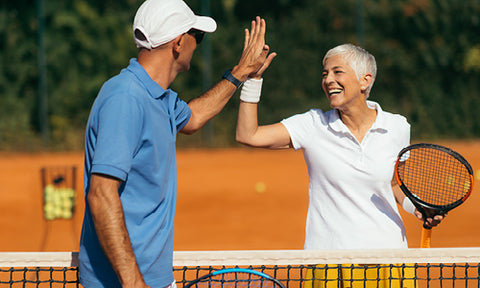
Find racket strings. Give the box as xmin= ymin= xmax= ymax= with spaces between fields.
xmin=398 ymin=147 xmax=472 ymax=207
xmin=195 ymin=272 xmax=277 ymax=288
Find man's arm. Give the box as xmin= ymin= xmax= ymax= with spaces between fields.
xmin=181 ymin=16 xmax=275 ymax=134
xmin=87 ymin=174 xmax=150 ymax=288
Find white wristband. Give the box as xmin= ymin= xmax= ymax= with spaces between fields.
xmin=402 ymin=197 xmax=416 ymax=215
xmin=240 ymin=78 xmax=263 ymax=103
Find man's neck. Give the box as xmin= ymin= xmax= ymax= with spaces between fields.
xmin=137 ymin=48 xmax=178 ymax=90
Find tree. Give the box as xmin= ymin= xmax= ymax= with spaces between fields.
xmin=1 ymin=0 xmax=479 ymax=150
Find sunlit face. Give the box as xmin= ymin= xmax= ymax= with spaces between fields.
xmin=322 ymin=55 xmax=363 ymax=109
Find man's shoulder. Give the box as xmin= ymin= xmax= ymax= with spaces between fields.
xmin=98 ymin=71 xmax=146 ymax=103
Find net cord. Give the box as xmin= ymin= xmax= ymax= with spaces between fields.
xmin=2 ymin=248 xmax=480 ymax=268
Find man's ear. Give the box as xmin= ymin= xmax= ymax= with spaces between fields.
xmin=172 ymin=34 xmax=184 ymax=54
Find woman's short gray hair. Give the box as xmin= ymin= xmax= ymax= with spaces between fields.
xmin=323 ymin=43 xmax=377 ymax=97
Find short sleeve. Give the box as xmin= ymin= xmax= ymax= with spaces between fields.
xmin=91 ymin=95 xmax=143 ymax=181
xmin=173 ymin=97 xmax=191 ymax=133
xmin=281 ymin=110 xmax=316 ymax=151
xmin=396 ymin=115 xmax=411 ymax=150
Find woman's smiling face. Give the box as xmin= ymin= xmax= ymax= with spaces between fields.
xmin=322 ymin=54 xmax=363 ymax=109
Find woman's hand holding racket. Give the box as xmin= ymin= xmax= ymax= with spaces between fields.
xmin=418 ymin=207 xmax=446 ymax=228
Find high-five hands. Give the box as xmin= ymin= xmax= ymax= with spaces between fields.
xmin=233 ymin=16 xmax=277 ymax=81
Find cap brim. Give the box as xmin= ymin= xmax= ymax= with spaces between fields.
xmin=192 ymin=16 xmax=217 ymax=33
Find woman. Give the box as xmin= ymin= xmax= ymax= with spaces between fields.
xmin=236 ymin=43 xmax=444 ymax=287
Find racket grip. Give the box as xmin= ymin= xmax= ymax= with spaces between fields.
xmin=420 ymin=227 xmax=432 ymax=248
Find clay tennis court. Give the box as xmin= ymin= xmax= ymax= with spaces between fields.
xmin=0 ymin=140 xmax=479 ymax=252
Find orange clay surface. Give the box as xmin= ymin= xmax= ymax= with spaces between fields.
xmin=0 ymin=140 xmax=479 ymax=252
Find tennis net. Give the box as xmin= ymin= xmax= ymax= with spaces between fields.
xmin=1 ymin=248 xmax=479 ymax=287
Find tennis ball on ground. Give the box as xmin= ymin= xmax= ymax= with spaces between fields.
xmin=475 ymin=170 xmax=480 ymax=181
xmin=254 ymin=181 xmax=267 ymax=194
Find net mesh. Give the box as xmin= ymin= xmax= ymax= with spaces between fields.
xmin=1 ymin=249 xmax=479 ymax=288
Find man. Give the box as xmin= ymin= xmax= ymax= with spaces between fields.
xmin=79 ymin=0 xmax=276 ymax=287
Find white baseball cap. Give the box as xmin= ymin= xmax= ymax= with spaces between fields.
xmin=133 ymin=0 xmax=217 ymax=49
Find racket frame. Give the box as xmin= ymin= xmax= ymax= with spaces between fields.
xmin=183 ymin=268 xmax=285 ymax=288
xmin=395 ymin=143 xmax=474 ymax=226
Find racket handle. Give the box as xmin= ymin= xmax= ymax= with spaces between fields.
xmin=420 ymin=227 xmax=432 ymax=248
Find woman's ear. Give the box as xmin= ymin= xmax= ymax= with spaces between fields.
xmin=360 ymin=73 xmax=373 ymax=91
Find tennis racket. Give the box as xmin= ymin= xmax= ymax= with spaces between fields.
xmin=395 ymin=143 xmax=474 ymax=248
xmin=184 ymin=268 xmax=285 ymax=288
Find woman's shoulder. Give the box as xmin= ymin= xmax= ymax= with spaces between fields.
xmin=378 ymin=109 xmax=411 ymax=140
xmin=286 ymin=108 xmax=333 ymax=123
xmin=380 ymin=109 xmax=409 ymax=127
xmin=369 ymin=101 xmax=409 ymax=126
xmin=282 ymin=108 xmax=332 ymax=132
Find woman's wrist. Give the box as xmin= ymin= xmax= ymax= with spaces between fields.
xmin=240 ymin=78 xmax=263 ymax=103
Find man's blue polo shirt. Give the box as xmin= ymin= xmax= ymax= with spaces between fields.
xmin=79 ymin=58 xmax=191 ymax=288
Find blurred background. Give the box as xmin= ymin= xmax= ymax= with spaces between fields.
xmin=1 ymin=0 xmax=479 ymax=151
xmin=1 ymin=0 xmax=480 ymax=252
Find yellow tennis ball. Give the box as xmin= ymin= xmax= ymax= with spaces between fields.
xmin=44 ymin=211 xmax=55 ymax=221
xmin=254 ymin=181 xmax=267 ymax=194
xmin=44 ymin=203 xmax=54 ymax=213
xmin=54 ymin=207 xmax=63 ymax=217
xmin=62 ymin=199 xmax=73 ymax=209
xmin=44 ymin=184 xmax=55 ymax=194
xmin=475 ymin=170 xmax=480 ymax=181
xmin=62 ymin=210 xmax=73 ymax=219
xmin=446 ymin=175 xmax=455 ymax=185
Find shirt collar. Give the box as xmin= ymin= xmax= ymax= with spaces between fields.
xmin=328 ymin=100 xmax=387 ymax=133
xmin=126 ymin=58 xmax=177 ymax=100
